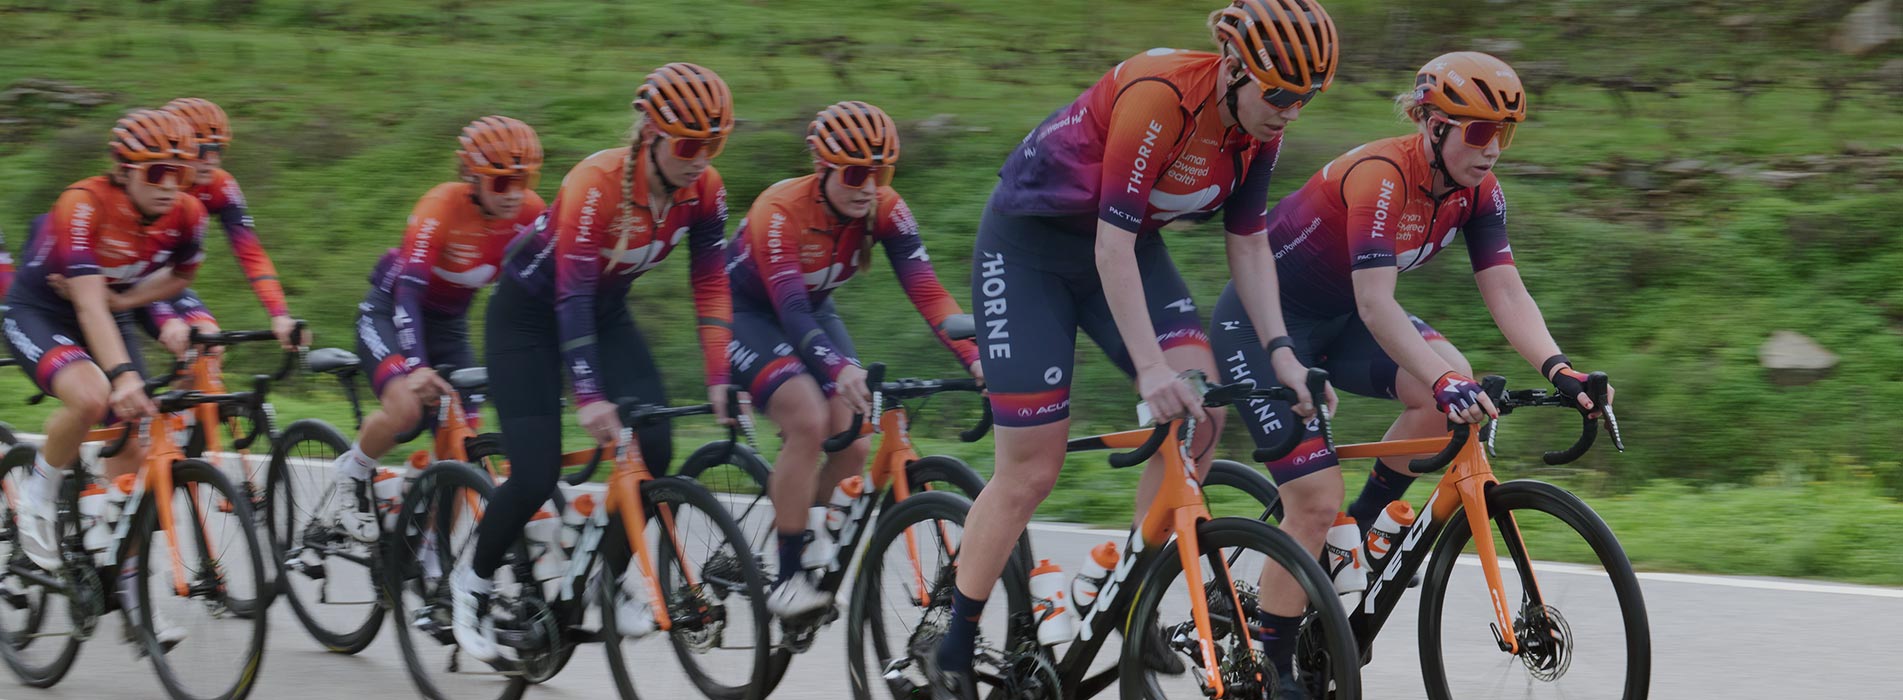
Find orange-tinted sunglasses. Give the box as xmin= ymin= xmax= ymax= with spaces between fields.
xmin=126 ymin=162 xmax=194 ymax=187
xmin=484 ymin=171 xmax=541 ymax=193
xmin=1433 ymin=114 xmax=1517 ymax=150
xmin=828 ymin=162 xmax=895 ymax=188
xmin=667 ymin=134 xmax=727 ymax=160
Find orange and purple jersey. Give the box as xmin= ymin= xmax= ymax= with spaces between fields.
xmin=989 ymin=49 xmax=1282 ymax=237
xmin=0 ymin=225 xmax=13 ymax=300
xmin=12 ymin=176 xmax=207 ymax=301
xmin=727 ymin=175 xmax=979 ymax=380
xmin=501 ymin=146 xmax=732 ymax=405
xmin=371 ymin=182 xmax=546 ymax=363
xmin=1269 ymin=135 xmax=1515 ymax=317
xmin=187 ymin=169 xmax=289 ymax=318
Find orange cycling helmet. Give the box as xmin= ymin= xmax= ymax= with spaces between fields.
xmin=1413 ymin=51 xmax=1526 ymax=123
xmin=162 ymin=97 xmax=231 ymax=146
xmin=1213 ymin=0 xmax=1341 ymax=95
xmin=112 ymin=109 xmax=198 ymax=163
xmin=808 ymin=101 xmax=899 ymax=167
xmin=632 ymin=62 xmax=734 ymax=140
xmin=458 ymin=115 xmax=544 ymax=182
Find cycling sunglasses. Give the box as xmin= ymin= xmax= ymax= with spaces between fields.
xmin=485 ymin=171 xmax=540 ymax=194
xmin=1434 ymin=114 xmax=1517 ymax=150
xmin=829 ymin=162 xmax=896 ymax=188
xmin=666 ymin=134 xmax=727 ymax=160
xmin=127 ymin=162 xmax=194 ymax=187
xmin=1259 ymin=84 xmax=1321 ymax=110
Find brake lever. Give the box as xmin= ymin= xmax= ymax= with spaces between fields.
xmin=1603 ymin=405 xmax=1625 ymax=452
xmin=1483 ymin=417 xmax=1499 ymax=457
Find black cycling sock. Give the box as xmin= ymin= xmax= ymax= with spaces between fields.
xmin=936 ymin=586 xmax=987 ymax=674
xmin=777 ymin=532 xmax=804 ymax=585
xmin=1348 ymin=461 xmax=1416 ymax=529
xmin=1252 ymin=608 xmax=1303 ymax=681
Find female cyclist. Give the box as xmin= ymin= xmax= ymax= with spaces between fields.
xmin=1207 ymin=52 xmax=1615 ymax=694
xmin=322 ymin=116 xmax=546 ymax=542
xmin=932 ymin=1 xmax=1340 ymax=696
xmin=725 ymin=101 xmax=981 ymax=618
xmin=451 ymin=63 xmax=738 ymax=662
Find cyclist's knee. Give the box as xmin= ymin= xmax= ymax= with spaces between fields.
xmin=767 ymin=377 xmax=829 ymax=449
xmin=53 ymin=368 xmax=111 ymax=425
xmin=1278 ymin=474 xmax=1344 ymax=537
xmin=379 ymin=387 xmax=423 ymax=428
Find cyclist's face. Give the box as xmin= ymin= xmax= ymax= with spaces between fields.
xmin=653 ymin=132 xmax=714 ymax=187
xmin=820 ymin=162 xmax=880 ymax=219
xmin=1225 ymin=56 xmax=1307 ymax=142
xmin=1429 ymin=116 xmax=1504 ymax=189
xmin=194 ymin=146 xmax=222 ymax=185
xmin=123 ymin=159 xmax=192 ymax=217
xmin=476 ymin=176 xmax=527 ymax=220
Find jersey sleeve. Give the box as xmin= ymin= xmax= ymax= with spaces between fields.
xmin=0 ymin=226 xmax=13 ymax=300
xmin=748 ymin=199 xmax=854 ymax=381
xmin=687 ymin=175 xmax=733 ymax=387
xmin=45 ymin=189 xmax=103 ymax=279
xmin=1222 ymin=137 xmax=1281 ymax=237
xmin=873 ymin=194 xmax=979 ymax=368
xmin=550 ymin=174 xmax=610 ymax=407
xmin=168 ymin=198 xmax=209 ymax=279
xmin=1463 ymin=175 xmax=1515 ymax=272
xmin=149 ymin=289 xmax=215 ymax=329
xmin=206 ymin=175 xmax=290 ymax=318
xmin=390 ymin=193 xmax=448 ymax=367
xmin=1097 ymin=79 xmax=1190 ymax=233
xmin=1341 ymin=159 xmax=1409 ymax=271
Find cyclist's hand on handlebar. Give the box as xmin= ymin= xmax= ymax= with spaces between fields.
xmin=271 ymin=315 xmax=308 ymax=350
xmin=109 ymin=371 xmax=155 ymax=421
xmin=577 ymin=401 xmax=623 ymax=446
xmin=709 ymin=384 xmax=748 ymax=426
xmin=406 ymin=368 xmax=452 ymax=405
xmin=835 ymin=364 xmax=872 ymax=415
xmin=191 ymin=319 xmax=224 ymax=356
xmin=158 ymin=319 xmax=193 ymax=357
xmin=1549 ymin=365 xmax=1612 ymax=419
xmin=1137 ymin=363 xmax=1207 ymax=423
xmin=1433 ymin=371 xmax=1497 ymax=424
xmin=1269 ymin=351 xmax=1334 ymax=418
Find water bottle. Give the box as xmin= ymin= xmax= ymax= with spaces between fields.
xmin=526 ymin=508 xmax=564 ymax=581
xmin=104 ymin=474 xmax=135 ymax=527
xmin=373 ymin=467 xmax=405 ymax=531
xmin=562 ymin=494 xmax=595 ymax=551
xmin=1363 ymin=500 xmax=1417 ymax=571
xmin=1324 ymin=513 xmax=1368 ymax=609
xmin=79 ymin=482 xmax=110 ymax=562
xmin=823 ymin=476 xmax=865 ymax=536
xmin=1029 ymin=559 xmax=1075 ymax=646
xmin=1070 ymin=541 xmax=1119 ymax=614
xmin=802 ymin=506 xmax=835 ymax=570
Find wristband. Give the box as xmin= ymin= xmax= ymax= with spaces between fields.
xmin=1540 ymin=354 xmax=1571 ymax=380
xmin=1265 ymin=335 xmax=1296 ymax=357
xmin=105 ymin=363 xmax=139 ymax=383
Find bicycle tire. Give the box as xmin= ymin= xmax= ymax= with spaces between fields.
xmin=1122 ymin=516 xmax=1361 ymax=700
xmin=846 ymin=490 xmax=1036 ymax=700
xmin=0 ymin=422 xmax=15 ymax=448
xmin=0 ymin=445 xmax=83 ymax=688
xmin=1201 ymin=458 xmax=1285 ymax=523
xmin=1417 ymin=479 xmax=1650 ymax=700
xmin=640 ymin=475 xmax=773 ymax=700
xmin=187 ymin=413 xmax=279 ymax=616
xmin=135 ymin=458 xmax=269 ymax=700
xmin=268 ymin=418 xmax=384 ymax=654
xmin=384 ymin=460 xmax=529 ymax=700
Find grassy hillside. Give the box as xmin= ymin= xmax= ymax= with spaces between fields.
xmin=3 ymin=0 xmax=1903 ymax=580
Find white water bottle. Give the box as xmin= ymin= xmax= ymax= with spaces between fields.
xmin=561 ymin=493 xmax=595 ymax=551
xmin=1363 ymin=500 xmax=1417 ymax=572
xmin=526 ymin=508 xmax=565 ymax=581
xmin=79 ymin=482 xmax=110 ymax=559
xmin=1029 ymin=559 xmax=1075 ymax=646
xmin=823 ymin=476 xmax=865 ymax=535
xmin=1070 ymin=541 xmax=1118 ymax=614
xmin=373 ymin=467 xmax=405 ymax=531
xmin=802 ymin=506 xmax=835 ymax=570
xmin=1324 ymin=513 xmax=1368 ymax=609
xmin=104 ymin=474 xmax=134 ymax=527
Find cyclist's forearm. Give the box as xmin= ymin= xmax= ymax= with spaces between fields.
xmin=110 ymin=270 xmax=192 ymax=312
xmin=1354 ymin=271 xmax=1453 ymax=383
xmin=1478 ymin=266 xmax=1564 ymax=377
xmin=1095 ymin=225 xmax=1167 ymax=373
xmin=1225 ymin=232 xmax=1291 ymax=343
xmin=72 ymin=279 xmax=133 ymax=370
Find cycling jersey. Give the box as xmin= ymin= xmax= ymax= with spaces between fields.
xmin=726 ymin=174 xmax=978 ymax=388
xmin=366 ymin=182 xmax=546 ymax=374
xmin=500 ymin=146 xmax=731 ymax=406
xmin=147 ymin=288 xmax=216 ymax=331
xmin=989 ymin=48 xmax=1281 ymax=238
xmin=187 ymin=169 xmax=290 ymax=318
xmin=0 ymin=224 xmax=13 ymax=300
xmin=11 ymin=177 xmax=208 ymax=302
xmin=1268 ymin=135 xmax=1515 ymax=317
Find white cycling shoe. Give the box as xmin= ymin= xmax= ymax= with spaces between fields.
xmin=766 ymin=574 xmax=831 ymax=619
xmin=451 ymin=567 xmax=500 ymax=663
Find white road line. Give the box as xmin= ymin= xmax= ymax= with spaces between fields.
xmin=12 ymin=431 xmax=1903 ymax=599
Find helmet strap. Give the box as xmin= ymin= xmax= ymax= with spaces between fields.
xmin=647 ymin=136 xmax=682 ymax=194
xmin=1427 ymin=121 xmax=1457 ymax=194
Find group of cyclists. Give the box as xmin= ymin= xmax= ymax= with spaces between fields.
xmin=1 ymin=1 xmax=1615 ymax=698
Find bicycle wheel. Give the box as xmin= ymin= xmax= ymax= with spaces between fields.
xmin=385 ymin=460 xmax=530 ymax=700
xmin=1123 ymin=516 xmax=1360 ymax=700
xmin=0 ymin=446 xmax=84 ymax=687
xmin=132 ymin=458 xmax=269 ymax=700
xmin=1201 ymin=458 xmax=1285 ymax=522
xmin=671 ymin=440 xmax=773 ymax=573
xmin=269 ymin=418 xmax=385 ymax=654
xmin=0 ymin=423 xmax=14 ymax=449
xmin=634 ymin=475 xmax=772 ymax=700
xmin=846 ymin=490 xmax=1039 ymax=700
xmin=1418 ymin=479 xmax=1650 ymax=700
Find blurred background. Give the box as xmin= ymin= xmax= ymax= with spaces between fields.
xmin=1 ymin=0 xmax=1900 ymax=585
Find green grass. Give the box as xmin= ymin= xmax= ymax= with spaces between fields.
xmin=3 ymin=0 xmax=1903 ymax=584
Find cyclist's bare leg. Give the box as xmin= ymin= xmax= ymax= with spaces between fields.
xmin=954 ymin=421 xmax=1066 ymax=599
xmin=814 ymin=392 xmax=869 ymax=504
xmin=766 ymin=374 xmax=832 ymax=538
xmin=41 ymin=364 xmax=110 ymax=467
xmin=1256 ymin=466 xmax=1344 ymax=616
xmin=1132 ymin=343 xmax=1223 ymax=528
xmin=355 ymin=383 xmax=423 ymax=460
